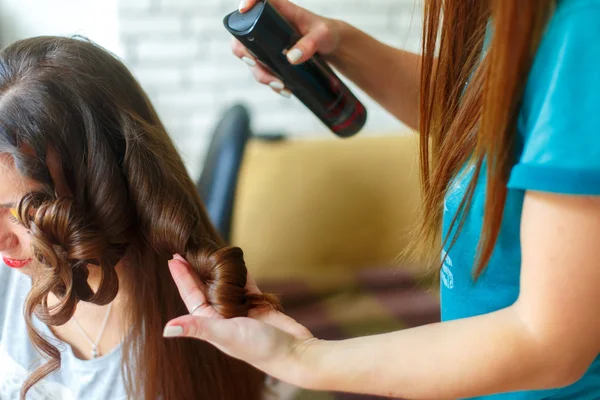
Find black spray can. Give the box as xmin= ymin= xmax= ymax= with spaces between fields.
xmin=223 ymin=1 xmax=367 ymax=138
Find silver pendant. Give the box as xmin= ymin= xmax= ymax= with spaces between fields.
xmin=91 ymin=346 xmax=98 ymax=359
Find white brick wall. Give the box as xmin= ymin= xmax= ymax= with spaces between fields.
xmin=118 ymin=0 xmax=423 ymax=177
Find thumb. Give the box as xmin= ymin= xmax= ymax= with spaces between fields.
xmin=163 ymin=316 xmax=236 ymax=347
xmin=286 ymin=24 xmax=330 ymax=65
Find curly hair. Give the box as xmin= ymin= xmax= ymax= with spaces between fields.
xmin=0 ymin=36 xmax=280 ymax=399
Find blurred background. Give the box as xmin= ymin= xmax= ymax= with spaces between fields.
xmin=0 ymin=2 xmax=438 ymax=398
xmin=0 ymin=0 xmax=422 ymax=176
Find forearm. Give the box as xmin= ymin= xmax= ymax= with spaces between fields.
xmin=327 ymin=20 xmax=422 ymax=130
xmin=293 ymin=306 xmax=573 ymax=399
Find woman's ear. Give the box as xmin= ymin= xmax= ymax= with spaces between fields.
xmin=46 ymin=146 xmax=73 ymax=198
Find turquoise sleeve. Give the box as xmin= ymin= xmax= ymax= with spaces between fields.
xmin=508 ymin=2 xmax=600 ymax=195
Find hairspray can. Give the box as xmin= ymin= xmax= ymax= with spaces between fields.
xmin=224 ymin=1 xmax=367 ymax=138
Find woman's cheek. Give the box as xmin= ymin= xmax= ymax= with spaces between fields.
xmin=16 ymin=228 xmax=34 ymax=259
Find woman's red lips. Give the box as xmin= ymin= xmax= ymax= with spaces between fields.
xmin=2 ymin=256 xmax=31 ymax=269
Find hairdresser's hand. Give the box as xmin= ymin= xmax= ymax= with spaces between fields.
xmin=164 ymin=255 xmax=317 ymax=382
xmin=232 ymin=0 xmax=342 ymax=97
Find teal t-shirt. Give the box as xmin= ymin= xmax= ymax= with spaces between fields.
xmin=441 ymin=0 xmax=600 ymax=399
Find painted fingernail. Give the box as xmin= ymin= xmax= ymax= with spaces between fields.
xmin=279 ymin=89 xmax=292 ymax=98
xmin=173 ymin=254 xmax=186 ymax=263
xmin=9 ymin=208 xmax=18 ymax=219
xmin=269 ymin=81 xmax=285 ymax=90
xmin=163 ymin=326 xmax=184 ymax=337
xmin=287 ymin=48 xmax=303 ymax=64
xmin=242 ymin=56 xmax=256 ymax=67
xmin=239 ymin=0 xmax=248 ymax=12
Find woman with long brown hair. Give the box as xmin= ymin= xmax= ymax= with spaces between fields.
xmin=164 ymin=0 xmax=600 ymax=398
xmin=0 ymin=36 xmax=281 ymax=399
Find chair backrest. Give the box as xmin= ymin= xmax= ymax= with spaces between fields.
xmin=231 ymin=133 xmax=427 ymax=283
xmin=197 ymin=104 xmax=252 ymax=243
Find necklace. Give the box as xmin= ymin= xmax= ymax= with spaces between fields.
xmin=72 ymin=302 xmax=113 ymax=359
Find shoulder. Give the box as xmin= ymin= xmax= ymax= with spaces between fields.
xmin=555 ymin=0 xmax=600 ymax=17
xmin=530 ymin=0 xmax=600 ymax=80
xmin=521 ymin=0 xmax=600 ymax=132
xmin=532 ymin=0 xmax=600 ymax=68
xmin=509 ymin=0 xmax=600 ymax=193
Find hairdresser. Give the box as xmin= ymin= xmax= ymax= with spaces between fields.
xmin=164 ymin=0 xmax=600 ymax=398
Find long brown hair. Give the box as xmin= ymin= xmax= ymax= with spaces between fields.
xmin=417 ymin=1 xmax=554 ymax=277
xmin=0 ymin=36 xmax=280 ymax=400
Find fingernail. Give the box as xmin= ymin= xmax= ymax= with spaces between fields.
xmin=9 ymin=208 xmax=18 ymax=219
xmin=241 ymin=56 xmax=256 ymax=67
xmin=279 ymin=89 xmax=292 ymax=98
xmin=269 ymin=81 xmax=285 ymax=90
xmin=173 ymin=254 xmax=186 ymax=263
xmin=287 ymin=48 xmax=303 ymax=64
xmin=163 ymin=325 xmax=184 ymax=337
xmin=238 ymin=0 xmax=248 ymax=12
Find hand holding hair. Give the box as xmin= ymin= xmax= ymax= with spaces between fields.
xmin=164 ymin=255 xmax=317 ymax=381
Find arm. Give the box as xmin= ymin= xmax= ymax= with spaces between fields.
xmin=328 ymin=20 xmax=422 ymax=130
xmin=165 ymin=192 xmax=600 ymax=398
xmin=292 ymin=192 xmax=600 ymax=398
